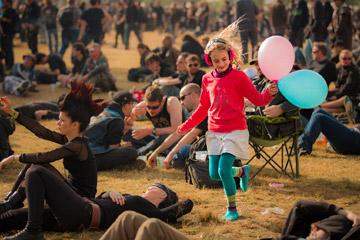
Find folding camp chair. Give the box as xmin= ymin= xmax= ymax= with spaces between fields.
xmin=246 ymin=115 xmax=303 ymax=180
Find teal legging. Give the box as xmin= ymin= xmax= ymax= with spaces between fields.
xmin=209 ymin=153 xmax=236 ymax=196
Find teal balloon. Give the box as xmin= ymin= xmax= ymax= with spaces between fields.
xmin=278 ymin=70 xmax=328 ymax=109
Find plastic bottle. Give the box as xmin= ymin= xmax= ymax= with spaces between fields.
xmin=315 ymin=133 xmax=327 ymax=147
xmin=157 ymin=156 xmax=165 ymax=167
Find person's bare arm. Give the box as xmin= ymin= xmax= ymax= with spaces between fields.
xmin=163 ymin=128 xmax=202 ymax=169
xmin=152 ymin=77 xmax=182 ymax=86
xmin=77 ymin=19 xmax=87 ymax=41
xmin=102 ymin=8 xmax=113 ymax=31
xmin=147 ymin=131 xmax=183 ymax=167
xmin=155 ymin=97 xmax=183 ymax=136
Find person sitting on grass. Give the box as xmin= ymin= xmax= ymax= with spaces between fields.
xmin=0 ymin=82 xmax=105 ymax=217
xmin=0 ymin=180 xmax=193 ymax=240
xmin=261 ymin=199 xmax=360 ymax=240
xmin=147 ymin=83 xmax=208 ymax=170
xmin=35 ymin=52 xmax=67 ymax=84
xmin=297 ymin=108 xmax=360 ymax=156
xmin=2 ymin=54 xmax=38 ymax=97
xmin=100 ymin=211 xmax=191 ymax=240
xmin=57 ymin=42 xmax=88 ymax=87
xmin=125 ymin=86 xmax=185 ymax=156
xmin=85 ymin=91 xmax=144 ymax=171
xmin=79 ymin=43 xmax=117 ymax=92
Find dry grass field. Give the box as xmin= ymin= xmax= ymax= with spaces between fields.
xmin=0 ymin=30 xmax=360 ymax=240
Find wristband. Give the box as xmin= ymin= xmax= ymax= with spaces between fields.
xmin=152 ymin=128 xmax=156 ymax=135
xmin=154 ymin=149 xmax=159 ymax=155
xmin=10 ymin=110 xmax=17 ymax=127
xmin=107 ymin=190 xmax=112 ymax=197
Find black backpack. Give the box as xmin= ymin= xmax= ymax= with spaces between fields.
xmin=185 ymin=135 xmax=241 ymax=189
xmin=60 ymin=7 xmax=75 ymax=29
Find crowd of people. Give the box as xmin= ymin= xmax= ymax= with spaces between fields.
xmin=0 ymin=0 xmax=360 ymax=239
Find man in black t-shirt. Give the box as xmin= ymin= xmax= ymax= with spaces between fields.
xmin=35 ymin=52 xmax=67 ymax=84
xmin=78 ymin=0 xmax=112 ymax=46
xmin=123 ymin=0 xmax=141 ymax=50
xmin=21 ymin=0 xmax=41 ymax=54
xmin=306 ymin=42 xmax=337 ymax=86
xmin=142 ymin=53 xmax=175 ymax=96
xmin=147 ymin=83 xmax=208 ymax=169
xmin=182 ymin=54 xmax=206 ymax=88
xmin=57 ymin=42 xmax=87 ymax=87
xmin=0 ymin=0 xmax=19 ymax=70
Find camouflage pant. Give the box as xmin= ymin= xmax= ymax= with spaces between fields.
xmin=86 ymin=72 xmax=116 ymax=92
xmin=2 ymin=76 xmax=30 ymax=96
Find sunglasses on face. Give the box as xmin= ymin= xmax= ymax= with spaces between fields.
xmin=179 ymin=92 xmax=192 ymax=101
xmin=146 ymin=103 xmax=161 ymax=110
xmin=188 ymin=63 xmax=198 ymax=67
xmin=342 ymin=57 xmax=352 ymax=60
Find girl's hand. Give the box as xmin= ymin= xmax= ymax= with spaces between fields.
xmin=268 ymin=82 xmax=279 ymax=96
xmin=177 ymin=124 xmax=186 ymax=135
xmin=109 ymin=191 xmax=126 ymax=205
xmin=0 ymin=96 xmax=15 ymax=115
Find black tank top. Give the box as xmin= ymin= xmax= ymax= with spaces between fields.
xmin=146 ymin=97 xmax=185 ymax=128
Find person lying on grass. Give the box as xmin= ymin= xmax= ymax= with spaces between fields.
xmin=0 ymin=179 xmax=193 ymax=240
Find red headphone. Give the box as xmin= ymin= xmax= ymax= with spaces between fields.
xmin=204 ymin=38 xmax=235 ymax=66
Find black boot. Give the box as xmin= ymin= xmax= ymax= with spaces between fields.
xmin=3 ymin=228 xmax=44 ymax=240
xmin=4 ymin=191 xmax=14 ymax=200
xmin=0 ymin=191 xmax=25 ymax=214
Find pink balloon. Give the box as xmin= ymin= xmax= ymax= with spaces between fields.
xmin=258 ymin=36 xmax=295 ymax=81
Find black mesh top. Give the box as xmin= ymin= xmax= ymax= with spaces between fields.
xmin=17 ymin=113 xmax=97 ymax=198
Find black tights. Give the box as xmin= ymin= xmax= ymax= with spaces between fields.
xmin=8 ymin=163 xmax=65 ymax=203
xmin=24 ymin=165 xmax=92 ymax=231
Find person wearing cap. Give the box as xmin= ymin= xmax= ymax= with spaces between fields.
xmin=247 ymin=52 xmax=299 ymax=118
xmin=79 ymin=43 xmax=117 ymax=92
xmin=84 ymin=90 xmax=143 ymax=171
xmin=331 ymin=39 xmax=345 ymax=69
xmin=2 ymin=54 xmax=37 ymax=96
xmin=0 ymin=178 xmax=193 ymax=237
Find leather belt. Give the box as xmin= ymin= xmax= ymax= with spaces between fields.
xmin=83 ymin=198 xmax=101 ymax=230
